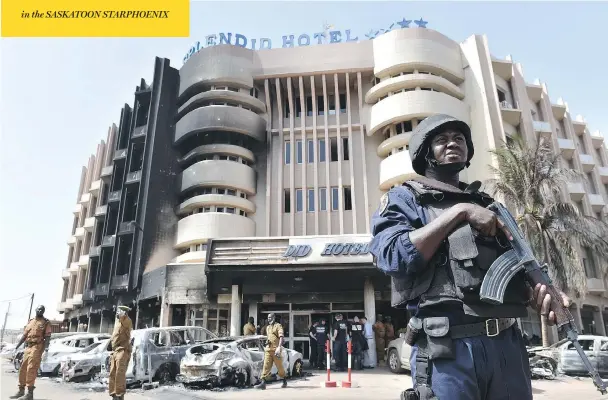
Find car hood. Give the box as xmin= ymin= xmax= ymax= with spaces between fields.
xmin=182 ymin=343 xmax=229 ymax=367
xmin=60 ymin=352 xmax=100 ymax=363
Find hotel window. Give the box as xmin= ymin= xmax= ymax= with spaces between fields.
xmin=307 ymin=189 xmax=315 ymax=212
xmin=339 ymin=94 xmax=346 ymax=114
xmin=249 ymin=87 xmax=259 ymax=98
xmin=343 ymin=187 xmax=353 ymax=211
xmin=226 ymin=207 xmax=235 ymax=214
xmin=296 ymin=140 xmax=303 ymax=164
xmin=318 ymin=139 xmax=327 ymax=162
xmin=216 ymin=207 xmax=224 ymax=213
xmin=239 ymin=210 xmax=248 ymax=217
xmin=240 ymin=192 xmax=247 ymax=199
xmin=586 ymin=173 xmax=597 ymax=194
xmin=306 ymin=96 xmax=314 ymax=117
xmin=342 ymin=138 xmax=350 ymax=161
xmin=284 ymin=190 xmax=291 ymax=213
xmin=330 ymin=138 xmax=339 ymax=162
xmin=396 ymin=120 xmax=413 ymax=134
xmin=317 ymin=95 xmax=325 ymax=116
xmin=319 ymin=188 xmax=327 ymax=211
xmin=328 ymin=95 xmax=336 ymax=115
xmin=296 ymin=189 xmax=303 ymax=212
xmin=307 ymin=140 xmax=314 ymax=163
xmin=226 ymin=189 xmax=236 ymax=196
xmin=295 ymin=98 xmax=302 ymax=117
xmin=216 ymin=188 xmax=226 ymax=195
xmin=285 ymin=141 xmax=291 ymax=164
xmin=331 ymin=187 xmax=339 ymax=211
xmin=583 ymin=246 xmax=598 ymax=278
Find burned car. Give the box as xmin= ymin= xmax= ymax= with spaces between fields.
xmin=60 ymin=339 xmax=112 ymax=382
xmin=177 ymin=335 xmax=304 ymax=388
xmin=125 ymin=326 xmax=217 ymax=384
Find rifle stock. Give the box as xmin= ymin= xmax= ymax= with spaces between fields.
xmin=479 ymin=201 xmax=607 ymax=395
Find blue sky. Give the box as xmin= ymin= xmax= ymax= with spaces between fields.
xmin=1 ymin=1 xmax=607 ymax=328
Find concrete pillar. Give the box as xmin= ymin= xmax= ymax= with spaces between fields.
xmin=68 ymin=319 xmax=73 ymax=332
xmin=160 ymin=302 xmax=172 ymax=327
xmin=573 ymin=304 xmax=583 ymax=332
xmin=594 ymin=307 xmax=606 ymax=336
xmin=364 ymin=278 xmax=376 ymax=324
xmin=99 ymin=313 xmax=105 ymax=334
xmin=248 ymin=303 xmax=258 ymax=325
xmin=230 ymin=285 xmax=241 ymax=337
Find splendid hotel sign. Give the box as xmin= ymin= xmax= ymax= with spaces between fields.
xmin=183 ymin=18 xmax=429 ymax=63
xmin=281 ymin=235 xmax=373 ymax=264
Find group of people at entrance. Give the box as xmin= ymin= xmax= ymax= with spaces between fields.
xmin=10 ymin=304 xmax=133 ymax=400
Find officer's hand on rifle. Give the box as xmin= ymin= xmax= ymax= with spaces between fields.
xmin=460 ymin=203 xmax=513 ymax=240
xmin=529 ymin=283 xmax=571 ymax=326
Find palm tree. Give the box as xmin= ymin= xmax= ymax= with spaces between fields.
xmin=485 ymin=134 xmax=608 ymax=346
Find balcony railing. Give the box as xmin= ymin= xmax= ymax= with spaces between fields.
xmin=94 ymin=283 xmax=109 ymax=297
xmin=532 ymin=120 xmax=552 ymax=133
xmin=89 ymin=246 xmax=101 ymax=257
xmin=101 ymin=235 xmax=116 ymax=247
xmin=132 ymin=125 xmax=147 ymax=138
xmin=100 ymin=165 xmax=114 ymax=179
xmin=83 ymin=289 xmax=95 ymax=302
xmin=125 ymin=170 xmax=142 ymax=184
xmin=114 ymin=148 xmax=127 ymax=161
xmin=111 ymin=274 xmax=129 ymax=290
xmin=108 ymin=190 xmax=121 ymax=202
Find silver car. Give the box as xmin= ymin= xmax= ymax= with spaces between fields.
xmin=386 ymin=333 xmax=413 ymax=374
xmin=60 ymin=339 xmax=112 ymax=381
xmin=533 ymin=334 xmax=608 ymax=376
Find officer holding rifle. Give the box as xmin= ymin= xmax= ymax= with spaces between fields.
xmin=370 ymin=114 xmax=573 ymax=400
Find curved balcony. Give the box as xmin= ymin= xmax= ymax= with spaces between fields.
xmin=175 ymin=251 xmax=207 ymax=263
xmin=377 ymin=132 xmax=412 ymax=158
xmin=175 ymin=105 xmax=266 ymax=145
xmin=177 ymin=194 xmax=256 ymax=217
xmin=379 ymin=151 xmax=419 ymax=190
xmin=372 ymin=28 xmax=464 ymax=83
xmin=179 ymin=144 xmax=255 ymax=166
xmin=177 ymin=89 xmax=265 ymax=120
xmin=368 ymin=90 xmax=469 ymax=137
xmin=181 ymin=160 xmax=256 ymax=195
xmin=175 ymin=212 xmax=255 ymax=248
xmin=365 ymin=73 xmax=464 ymax=104
xmin=179 ymin=45 xmax=255 ymax=100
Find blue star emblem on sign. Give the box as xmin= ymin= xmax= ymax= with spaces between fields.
xmin=365 ymin=29 xmax=378 ymax=39
xmin=397 ymin=18 xmax=412 ymax=28
xmin=414 ymin=18 xmax=428 ymax=28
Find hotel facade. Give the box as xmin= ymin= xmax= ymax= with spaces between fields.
xmin=57 ymin=27 xmax=608 ymax=352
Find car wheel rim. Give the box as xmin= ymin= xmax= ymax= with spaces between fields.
xmin=295 ymin=361 xmax=302 ymax=375
xmin=390 ymin=353 xmax=398 ymax=370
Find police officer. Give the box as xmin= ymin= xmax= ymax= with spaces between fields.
xmin=350 ymin=316 xmax=366 ymax=370
xmin=384 ymin=316 xmax=396 ymax=343
xmin=373 ymin=314 xmax=386 ymax=364
xmin=243 ymin=317 xmax=256 ymax=336
xmin=332 ymin=313 xmax=349 ymax=372
xmin=10 ymin=305 xmax=51 ymax=400
xmin=369 ymin=114 xmax=570 ymax=400
xmin=315 ymin=318 xmax=329 ymax=369
xmin=109 ymin=305 xmax=133 ymax=400
xmin=308 ymin=321 xmax=318 ymax=368
xmin=256 ymin=313 xmax=287 ymax=389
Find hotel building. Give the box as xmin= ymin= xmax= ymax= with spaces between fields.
xmin=57 ymin=27 xmax=608 ymax=353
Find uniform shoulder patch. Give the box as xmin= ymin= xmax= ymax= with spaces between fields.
xmin=378 ymin=192 xmax=390 ymax=216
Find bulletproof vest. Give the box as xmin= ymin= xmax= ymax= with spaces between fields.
xmin=351 ymin=323 xmax=363 ymax=336
xmin=390 ymin=179 xmax=528 ymax=318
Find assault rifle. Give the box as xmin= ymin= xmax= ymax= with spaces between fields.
xmin=479 ymin=201 xmax=607 ymax=395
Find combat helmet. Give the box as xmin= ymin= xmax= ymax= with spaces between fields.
xmin=408 ymin=114 xmax=474 ymax=175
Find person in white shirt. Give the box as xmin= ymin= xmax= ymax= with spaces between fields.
xmin=360 ymin=316 xmax=376 ymax=368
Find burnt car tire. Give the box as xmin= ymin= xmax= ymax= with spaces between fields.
xmin=388 ymin=349 xmax=404 ymax=374
xmin=292 ymin=359 xmax=303 ymax=378
xmin=156 ymin=364 xmax=175 ymax=384
xmin=233 ymin=366 xmax=250 ymax=388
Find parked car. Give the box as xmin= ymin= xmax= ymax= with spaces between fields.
xmin=125 ymin=326 xmax=217 ymax=385
xmin=13 ymin=332 xmax=110 ymax=374
xmin=60 ymin=339 xmax=112 ymax=382
xmin=177 ymin=335 xmax=304 ymax=388
xmin=386 ymin=333 xmax=413 ymax=374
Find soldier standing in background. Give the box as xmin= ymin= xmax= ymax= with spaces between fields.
xmin=373 ymin=314 xmax=386 ymax=365
xmin=10 ymin=305 xmax=51 ymax=400
xmin=384 ymin=316 xmax=396 ymax=344
xmin=243 ymin=317 xmax=256 ymax=336
xmin=108 ymin=305 xmax=133 ymax=400
xmin=308 ymin=321 xmax=318 ymax=368
xmin=256 ymin=313 xmax=287 ymax=390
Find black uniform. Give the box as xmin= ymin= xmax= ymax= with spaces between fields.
xmin=315 ymin=323 xmax=329 ymax=369
xmin=309 ymin=324 xmax=317 ymax=368
xmin=333 ymin=319 xmax=350 ymax=370
xmin=350 ymin=321 xmax=366 ymax=370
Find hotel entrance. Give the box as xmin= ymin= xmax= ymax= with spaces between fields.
xmin=259 ymin=302 xmax=364 ymax=362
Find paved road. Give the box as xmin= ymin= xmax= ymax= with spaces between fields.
xmin=2 ymin=360 xmax=607 ymax=399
